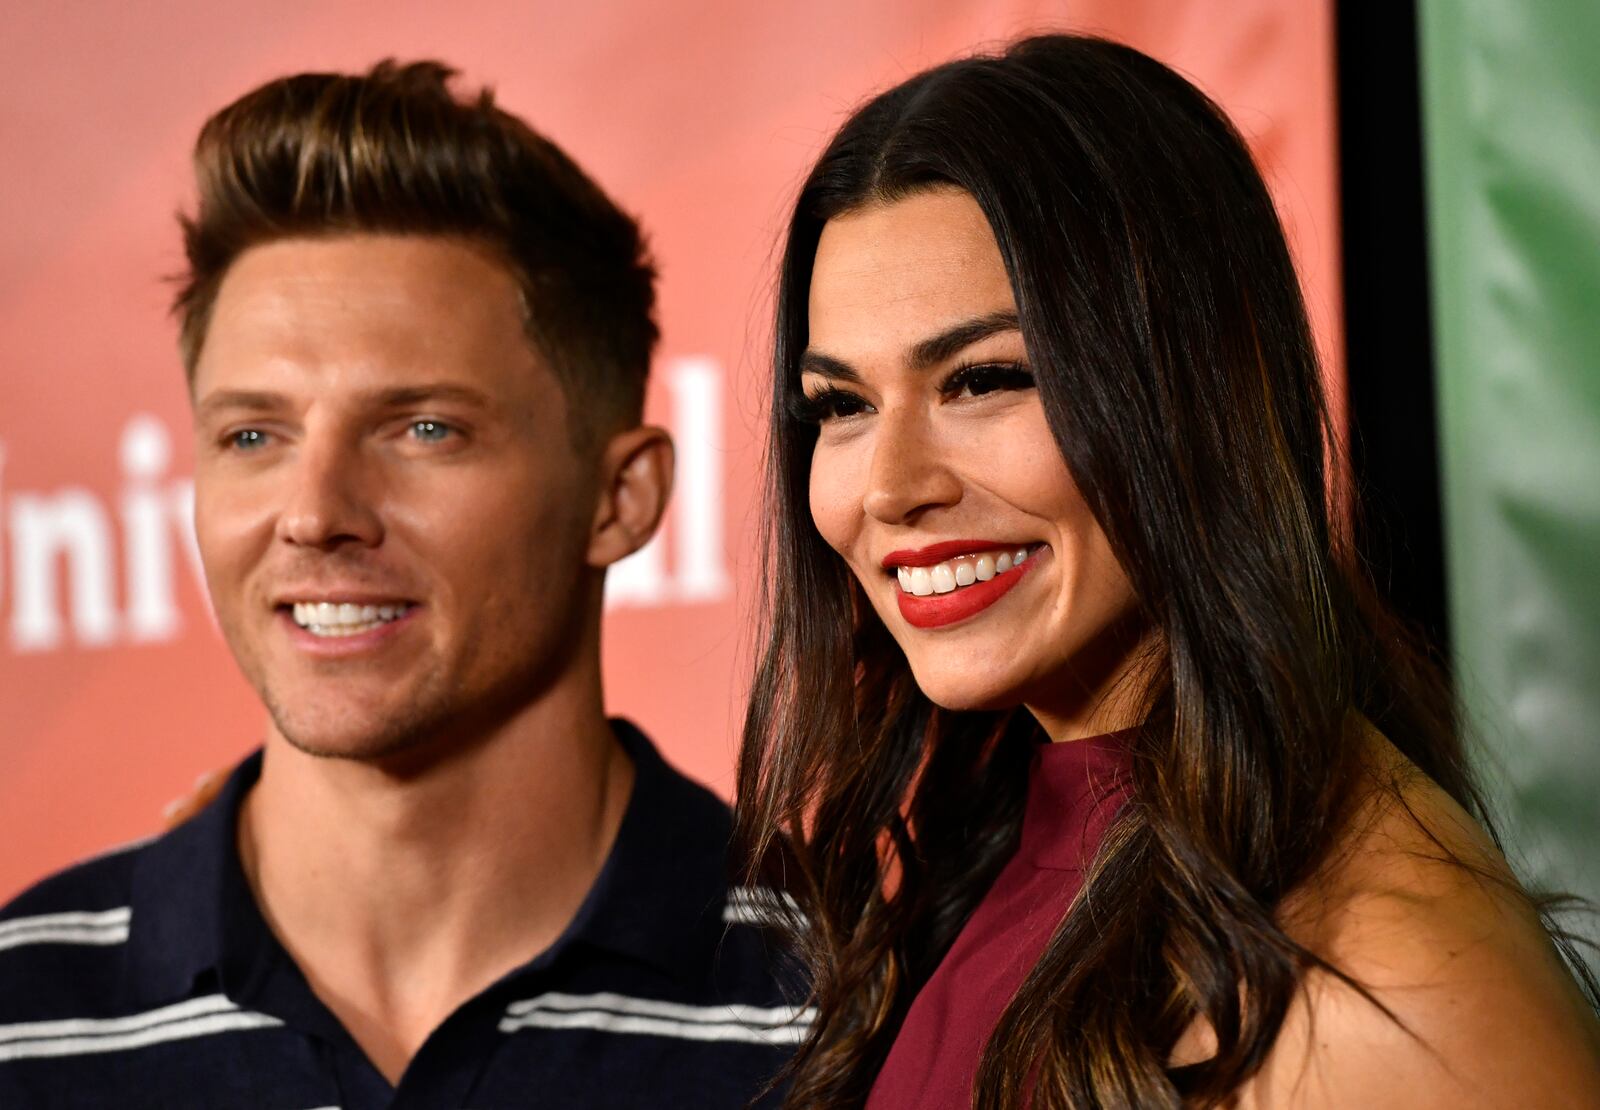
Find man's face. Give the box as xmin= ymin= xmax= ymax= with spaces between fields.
xmin=192 ymin=234 xmax=600 ymax=762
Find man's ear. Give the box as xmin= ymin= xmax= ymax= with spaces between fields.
xmin=588 ymin=425 xmax=675 ymax=568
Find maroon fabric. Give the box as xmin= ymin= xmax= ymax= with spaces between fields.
xmin=866 ymin=731 xmax=1133 ymax=1109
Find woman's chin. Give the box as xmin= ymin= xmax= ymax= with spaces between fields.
xmin=908 ymin=668 xmax=1025 ymax=715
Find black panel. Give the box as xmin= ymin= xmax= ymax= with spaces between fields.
xmin=1336 ymin=0 xmax=1451 ymax=659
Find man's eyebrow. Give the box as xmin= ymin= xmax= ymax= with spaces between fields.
xmin=799 ymin=311 xmax=1022 ymax=382
xmin=370 ymin=383 xmax=493 ymax=408
xmin=194 ymin=390 xmax=285 ymax=419
xmin=907 ymin=311 xmax=1021 ymax=370
xmin=195 ymin=383 xmax=493 ymax=418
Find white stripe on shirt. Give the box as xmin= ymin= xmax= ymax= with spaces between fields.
xmin=0 ymin=995 xmax=283 ymax=1062
xmin=500 ymin=990 xmax=814 ymax=1046
xmin=0 ymin=908 xmax=131 ymax=953
xmin=501 ymin=1007 xmax=811 ymax=1045
xmin=0 ymin=994 xmax=240 ymax=1045
xmin=504 ymin=990 xmax=810 ymax=1027
xmin=722 ymin=886 xmax=803 ymax=929
xmin=0 ymin=1011 xmax=283 ymax=1063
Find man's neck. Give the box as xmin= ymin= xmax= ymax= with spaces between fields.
xmin=235 ymin=689 xmax=634 ymax=1086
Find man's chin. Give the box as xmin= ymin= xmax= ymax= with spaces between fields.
xmin=275 ymin=727 xmax=429 ymax=764
xmin=265 ymin=700 xmax=452 ymax=767
xmin=256 ymin=661 xmax=542 ymax=772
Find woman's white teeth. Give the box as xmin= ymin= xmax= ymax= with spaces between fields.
xmin=896 ymin=548 xmax=1037 ymax=596
xmin=291 ymin=601 xmax=409 ymax=637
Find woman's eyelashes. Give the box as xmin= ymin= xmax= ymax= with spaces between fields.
xmin=791 ymin=386 xmax=872 ymax=425
xmin=793 ymin=362 xmax=1035 ymax=426
xmin=941 ymin=361 xmax=1036 ymax=398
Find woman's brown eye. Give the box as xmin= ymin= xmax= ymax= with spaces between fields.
xmin=945 ymin=363 xmax=1036 ymax=398
xmin=791 ymin=388 xmax=872 ymax=425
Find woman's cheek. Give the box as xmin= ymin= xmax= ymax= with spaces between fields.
xmin=807 ymin=440 xmax=864 ymax=559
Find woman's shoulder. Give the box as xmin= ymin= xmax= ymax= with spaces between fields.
xmin=1238 ymin=722 xmax=1600 ymax=1108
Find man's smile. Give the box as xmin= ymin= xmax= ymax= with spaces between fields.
xmin=285 ymin=600 xmax=417 ymax=637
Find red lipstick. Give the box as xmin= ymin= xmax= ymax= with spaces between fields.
xmin=880 ymin=539 xmax=1017 ymax=568
xmin=892 ymin=547 xmax=1044 ymax=629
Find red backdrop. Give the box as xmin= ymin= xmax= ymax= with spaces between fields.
xmin=0 ymin=0 xmax=1339 ymax=901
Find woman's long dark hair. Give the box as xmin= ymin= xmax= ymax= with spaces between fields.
xmin=736 ymin=35 xmax=1592 ymax=1107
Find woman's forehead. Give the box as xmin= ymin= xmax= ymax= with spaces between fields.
xmin=808 ymin=190 xmax=1015 ymax=360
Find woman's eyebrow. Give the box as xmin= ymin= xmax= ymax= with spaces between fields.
xmin=907 ymin=311 xmax=1021 ymax=370
xmin=798 ymin=350 xmax=862 ymax=383
xmin=801 ymin=311 xmax=1022 ymax=382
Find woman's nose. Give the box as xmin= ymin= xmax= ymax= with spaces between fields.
xmin=861 ymin=410 xmax=963 ymax=525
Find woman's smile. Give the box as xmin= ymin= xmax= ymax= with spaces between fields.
xmin=884 ymin=542 xmax=1047 ymax=628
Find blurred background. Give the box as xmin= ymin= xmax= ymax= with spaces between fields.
xmin=1 ymin=0 xmax=1593 ymax=968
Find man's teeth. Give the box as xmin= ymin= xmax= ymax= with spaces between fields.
xmin=895 ymin=548 xmax=1034 ymax=597
xmin=290 ymin=601 xmax=410 ymax=637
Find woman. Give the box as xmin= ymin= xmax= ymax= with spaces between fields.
xmin=736 ymin=34 xmax=1600 ymax=1108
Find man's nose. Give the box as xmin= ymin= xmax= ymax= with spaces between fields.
xmin=275 ymin=437 xmax=384 ymax=550
xmin=861 ymin=409 xmax=962 ymax=525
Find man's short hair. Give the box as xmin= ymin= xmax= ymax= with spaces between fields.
xmin=174 ymin=59 xmax=658 ymax=436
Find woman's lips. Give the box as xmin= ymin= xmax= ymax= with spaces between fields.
xmin=894 ymin=550 xmax=1041 ymax=629
xmin=880 ymin=539 xmax=1015 ymax=567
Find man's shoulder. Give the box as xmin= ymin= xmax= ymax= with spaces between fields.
xmin=648 ymin=748 xmax=737 ymax=842
xmin=609 ymin=720 xmax=740 ymax=897
xmin=0 ymin=836 xmax=155 ymax=1019
xmin=603 ymin=722 xmax=808 ymax=1008
xmin=1 ymin=835 xmax=150 ymax=917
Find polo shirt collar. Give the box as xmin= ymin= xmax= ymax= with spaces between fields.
xmin=126 ymin=748 xmax=264 ymax=1003
xmin=124 ymin=719 xmax=732 ymax=1003
xmin=556 ymin=719 xmax=732 ymax=984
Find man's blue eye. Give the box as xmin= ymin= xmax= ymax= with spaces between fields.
xmin=230 ymin=429 xmax=268 ymax=450
xmin=410 ymin=420 xmax=452 ymax=442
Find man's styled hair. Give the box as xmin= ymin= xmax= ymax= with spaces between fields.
xmin=174 ymin=59 xmax=658 ymax=434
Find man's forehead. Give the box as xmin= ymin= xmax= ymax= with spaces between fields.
xmin=192 ymin=234 xmax=543 ymax=401
xmin=206 ymin=236 xmax=523 ymax=333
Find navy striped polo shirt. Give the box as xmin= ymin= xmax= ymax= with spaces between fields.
xmin=0 ymin=720 xmax=805 ymax=1108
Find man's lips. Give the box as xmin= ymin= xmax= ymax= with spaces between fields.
xmin=269 ymin=586 xmax=422 ymax=657
xmin=276 ymin=604 xmax=421 ymax=657
xmin=269 ymin=589 xmax=419 ymax=607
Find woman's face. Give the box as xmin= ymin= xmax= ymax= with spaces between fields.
xmin=802 ymin=187 xmax=1146 ymax=739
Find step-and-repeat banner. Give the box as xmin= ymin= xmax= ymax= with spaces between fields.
xmin=0 ymin=1 xmax=1339 ymax=900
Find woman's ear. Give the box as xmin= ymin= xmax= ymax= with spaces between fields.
xmin=587 ymin=425 xmax=675 ymax=568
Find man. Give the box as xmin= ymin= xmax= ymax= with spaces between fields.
xmin=0 ymin=61 xmax=801 ymax=1108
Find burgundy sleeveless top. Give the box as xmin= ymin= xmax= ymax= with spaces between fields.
xmin=866 ymin=731 xmax=1133 ymax=1109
